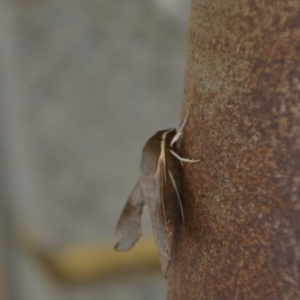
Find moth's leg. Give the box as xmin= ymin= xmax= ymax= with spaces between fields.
xmin=170 ymin=149 xmax=201 ymax=164
xmin=168 ymin=170 xmax=185 ymax=227
xmin=170 ymin=109 xmax=190 ymax=147
xmin=114 ymin=178 xmax=145 ymax=251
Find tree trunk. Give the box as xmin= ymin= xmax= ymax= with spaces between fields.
xmin=167 ymin=1 xmax=300 ymax=299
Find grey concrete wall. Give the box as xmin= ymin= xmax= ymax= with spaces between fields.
xmin=0 ymin=0 xmax=190 ymax=299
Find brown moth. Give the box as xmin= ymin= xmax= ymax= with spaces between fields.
xmin=114 ymin=111 xmax=198 ymax=277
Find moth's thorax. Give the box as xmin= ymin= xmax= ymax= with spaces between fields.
xmin=140 ymin=128 xmax=177 ymax=176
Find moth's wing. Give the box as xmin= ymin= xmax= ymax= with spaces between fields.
xmin=114 ymin=178 xmax=145 ymax=251
xmin=158 ymin=252 xmax=170 ymax=278
xmin=154 ymin=155 xmax=178 ymax=278
xmin=153 ymin=157 xmax=169 ymax=258
xmin=153 ymin=179 xmax=170 ymax=258
xmin=152 ymin=131 xmax=179 ymax=259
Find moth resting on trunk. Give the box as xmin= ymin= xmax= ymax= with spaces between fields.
xmin=114 ymin=112 xmax=197 ymax=277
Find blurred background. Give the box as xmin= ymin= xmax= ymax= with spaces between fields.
xmin=0 ymin=0 xmax=190 ymax=299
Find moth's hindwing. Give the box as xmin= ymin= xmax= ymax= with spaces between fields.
xmin=114 ymin=178 xmax=145 ymax=251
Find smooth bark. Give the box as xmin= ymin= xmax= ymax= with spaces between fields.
xmin=167 ymin=1 xmax=300 ymax=299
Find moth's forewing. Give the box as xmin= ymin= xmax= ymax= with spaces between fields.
xmin=156 ymin=129 xmax=182 ymax=277
xmin=140 ymin=130 xmax=169 ymax=258
xmin=114 ymin=178 xmax=145 ymax=251
xmin=153 ymin=157 xmax=169 ymax=257
xmin=160 ymin=129 xmax=181 ymax=259
xmin=154 ymin=149 xmax=178 ymax=278
xmin=140 ymin=129 xmax=181 ymax=276
xmin=141 ymin=170 xmax=169 ymax=259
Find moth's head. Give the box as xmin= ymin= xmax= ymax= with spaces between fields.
xmin=140 ymin=128 xmax=177 ymax=175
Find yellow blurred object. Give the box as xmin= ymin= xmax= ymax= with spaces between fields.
xmin=20 ymin=232 xmax=160 ymax=283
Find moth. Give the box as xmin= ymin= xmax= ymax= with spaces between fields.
xmin=114 ymin=111 xmax=198 ymax=277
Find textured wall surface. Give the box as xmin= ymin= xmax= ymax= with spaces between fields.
xmin=0 ymin=0 xmax=190 ymax=299
xmin=167 ymin=0 xmax=300 ymax=299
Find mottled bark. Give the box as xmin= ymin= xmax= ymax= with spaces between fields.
xmin=167 ymin=1 xmax=300 ymax=299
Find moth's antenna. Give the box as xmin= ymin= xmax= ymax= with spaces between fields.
xmin=171 ymin=108 xmax=190 ymax=147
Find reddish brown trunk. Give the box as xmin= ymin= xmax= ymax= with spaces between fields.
xmin=167 ymin=1 xmax=300 ymax=299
